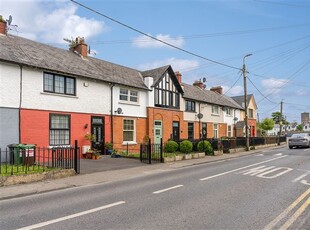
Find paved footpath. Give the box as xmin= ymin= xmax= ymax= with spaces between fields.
xmin=0 ymin=145 xmax=285 ymax=200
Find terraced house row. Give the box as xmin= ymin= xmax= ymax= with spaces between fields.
xmin=0 ymin=20 xmax=257 ymax=155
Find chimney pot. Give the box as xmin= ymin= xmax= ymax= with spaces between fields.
xmin=193 ymin=80 xmax=204 ymax=89
xmin=71 ymin=36 xmax=88 ymax=58
xmin=210 ymin=86 xmax=223 ymax=94
xmin=175 ymin=71 xmax=182 ymax=84
xmin=0 ymin=18 xmax=7 ymax=35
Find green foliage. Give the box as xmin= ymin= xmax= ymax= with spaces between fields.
xmin=296 ymin=124 xmax=303 ymax=131
xmin=84 ymin=133 xmax=96 ymax=142
xmin=272 ymin=112 xmax=285 ymax=124
xmin=164 ymin=140 xmax=179 ymax=153
xmin=260 ymin=118 xmax=275 ymax=131
xmin=197 ymin=140 xmax=213 ymax=154
xmin=105 ymin=142 xmax=113 ymax=150
xmin=180 ymin=140 xmax=193 ymax=154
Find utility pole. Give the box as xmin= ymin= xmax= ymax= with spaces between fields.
xmin=243 ymin=54 xmax=252 ymax=151
xmin=278 ymin=100 xmax=283 ymax=145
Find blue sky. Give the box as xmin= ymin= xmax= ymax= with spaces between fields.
xmin=2 ymin=0 xmax=310 ymax=123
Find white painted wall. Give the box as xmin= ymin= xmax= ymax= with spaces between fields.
xmin=0 ymin=62 xmax=21 ymax=108
xmin=113 ymin=85 xmax=148 ymax=118
xmin=21 ymin=67 xmax=111 ymax=114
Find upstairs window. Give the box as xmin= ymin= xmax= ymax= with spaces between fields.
xmin=44 ymin=72 xmax=75 ymax=95
xmin=248 ymin=109 xmax=254 ymax=118
xmin=185 ymin=100 xmax=195 ymax=112
xmin=212 ymin=105 xmax=219 ymax=115
xmin=120 ymin=88 xmax=139 ymax=103
xmin=154 ymin=72 xmax=180 ymax=109
xmin=226 ymin=108 xmax=232 ymax=116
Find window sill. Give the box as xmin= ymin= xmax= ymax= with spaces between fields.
xmin=41 ymin=92 xmax=78 ymax=99
xmin=211 ymin=114 xmax=220 ymax=116
xmin=122 ymin=141 xmax=137 ymax=145
xmin=119 ymin=101 xmax=140 ymax=106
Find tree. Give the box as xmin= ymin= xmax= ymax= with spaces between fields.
xmin=260 ymin=118 xmax=275 ymax=132
xmin=296 ymin=124 xmax=303 ymax=131
xmin=272 ymin=112 xmax=285 ymax=124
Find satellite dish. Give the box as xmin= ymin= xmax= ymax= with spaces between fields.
xmin=7 ymin=15 xmax=12 ymax=25
xmin=197 ymin=113 xmax=203 ymax=119
xmin=117 ymin=107 xmax=123 ymax=114
xmin=202 ymin=77 xmax=206 ymax=83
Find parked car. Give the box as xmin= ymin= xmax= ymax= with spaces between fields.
xmin=288 ymin=133 xmax=310 ymax=149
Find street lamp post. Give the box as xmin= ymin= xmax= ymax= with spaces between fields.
xmin=243 ymin=54 xmax=252 ymax=151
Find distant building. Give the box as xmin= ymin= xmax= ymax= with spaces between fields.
xmin=301 ymin=112 xmax=309 ymax=125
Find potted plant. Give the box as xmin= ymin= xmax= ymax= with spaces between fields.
xmin=92 ymin=152 xmax=101 ymax=160
xmin=105 ymin=142 xmax=113 ymax=155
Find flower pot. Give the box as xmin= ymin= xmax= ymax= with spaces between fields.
xmin=106 ymin=149 xmax=112 ymax=155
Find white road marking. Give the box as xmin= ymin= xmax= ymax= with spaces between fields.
xmin=17 ymin=201 xmax=126 ymax=230
xmin=256 ymin=167 xmax=293 ymax=179
xmin=303 ymin=149 xmax=310 ymax=152
xmin=255 ymin=154 xmax=264 ymax=156
xmin=275 ymin=153 xmax=283 ymax=156
xmin=153 ymin=185 xmax=183 ymax=194
xmin=200 ymin=155 xmax=287 ymax=181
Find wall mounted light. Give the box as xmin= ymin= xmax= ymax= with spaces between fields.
xmin=84 ymin=123 xmax=88 ymax=129
xmin=83 ymin=82 xmax=89 ymax=87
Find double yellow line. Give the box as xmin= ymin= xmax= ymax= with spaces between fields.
xmin=263 ymin=187 xmax=310 ymax=230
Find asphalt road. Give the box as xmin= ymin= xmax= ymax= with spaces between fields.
xmin=1 ymin=146 xmax=310 ymax=230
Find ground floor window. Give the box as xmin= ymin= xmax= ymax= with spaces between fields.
xmin=49 ymin=114 xmax=70 ymax=145
xmin=213 ymin=124 xmax=218 ymax=138
xmin=228 ymin=125 xmax=232 ymax=137
xmin=123 ymin=119 xmax=135 ymax=142
xmin=188 ymin=122 xmax=194 ymax=140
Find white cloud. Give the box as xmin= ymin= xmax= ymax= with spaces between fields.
xmin=261 ymin=78 xmax=288 ymax=94
xmin=132 ymin=34 xmax=185 ymax=48
xmin=138 ymin=57 xmax=199 ymax=72
xmin=223 ymin=85 xmax=243 ymax=96
xmin=2 ymin=0 xmax=106 ymax=43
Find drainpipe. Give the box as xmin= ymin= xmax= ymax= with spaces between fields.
xmin=110 ymin=83 xmax=115 ymax=144
xmin=19 ymin=65 xmax=23 ymax=143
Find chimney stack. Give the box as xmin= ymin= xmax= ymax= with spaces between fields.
xmin=175 ymin=71 xmax=182 ymax=84
xmin=210 ymin=86 xmax=223 ymax=94
xmin=193 ymin=80 xmax=204 ymax=89
xmin=0 ymin=16 xmax=7 ymax=35
xmin=71 ymin=37 xmax=88 ymax=58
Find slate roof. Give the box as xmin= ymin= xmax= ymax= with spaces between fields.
xmin=141 ymin=65 xmax=184 ymax=94
xmin=182 ymin=83 xmax=243 ymax=109
xmin=0 ymin=34 xmax=148 ymax=90
xmin=231 ymin=94 xmax=254 ymax=109
xmin=141 ymin=65 xmax=170 ymax=85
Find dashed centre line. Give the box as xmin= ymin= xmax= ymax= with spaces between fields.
xmin=153 ymin=185 xmax=184 ymax=194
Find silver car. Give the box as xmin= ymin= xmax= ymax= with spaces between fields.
xmin=288 ymin=133 xmax=310 ymax=149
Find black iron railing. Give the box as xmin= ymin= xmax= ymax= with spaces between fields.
xmin=0 ymin=141 xmax=80 ymax=176
xmin=140 ymin=139 xmax=163 ymax=164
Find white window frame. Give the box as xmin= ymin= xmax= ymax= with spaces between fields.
xmin=212 ymin=105 xmax=219 ymax=115
xmin=226 ymin=108 xmax=232 ymax=116
xmin=248 ymin=109 xmax=254 ymax=118
xmin=123 ymin=119 xmax=136 ymax=144
xmin=213 ymin=124 xmax=218 ymax=138
xmin=119 ymin=88 xmax=139 ymax=104
xmin=49 ymin=114 xmax=70 ymax=146
xmin=228 ymin=125 xmax=232 ymax=137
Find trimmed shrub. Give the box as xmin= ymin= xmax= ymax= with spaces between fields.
xmin=197 ymin=140 xmax=213 ymax=155
xmin=164 ymin=140 xmax=179 ymax=153
xmin=180 ymin=140 xmax=193 ymax=154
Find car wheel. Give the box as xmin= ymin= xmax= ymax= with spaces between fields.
xmin=289 ymin=146 xmax=293 ymax=149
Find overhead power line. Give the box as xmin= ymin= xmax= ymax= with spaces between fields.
xmin=69 ymin=0 xmax=241 ymax=71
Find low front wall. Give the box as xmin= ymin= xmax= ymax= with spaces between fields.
xmin=0 ymin=169 xmax=75 ymax=187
